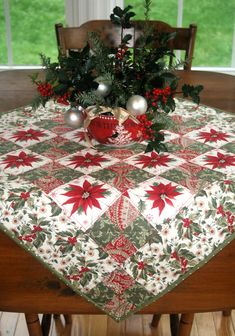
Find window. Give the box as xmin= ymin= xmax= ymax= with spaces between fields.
xmin=125 ymin=0 xmax=235 ymax=68
xmin=1 ymin=0 xmax=234 ymax=69
xmin=0 ymin=0 xmax=65 ymax=66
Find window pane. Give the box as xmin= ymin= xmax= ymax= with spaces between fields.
xmin=0 ymin=1 xmax=8 ymax=64
xmin=183 ymin=0 xmax=235 ymax=67
xmin=125 ymin=0 xmax=178 ymax=25
xmin=9 ymin=0 xmax=65 ymax=65
xmin=125 ymin=0 xmax=235 ymax=67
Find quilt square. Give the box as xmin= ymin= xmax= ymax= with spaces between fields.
xmin=125 ymin=151 xmax=186 ymax=175
xmin=57 ymin=148 xmax=118 ymax=174
xmin=169 ymin=112 xmax=208 ymax=131
xmin=221 ymin=142 xmax=235 ymax=154
xmin=191 ymin=149 xmax=235 ymax=176
xmin=103 ymin=234 xmax=137 ymax=263
xmin=28 ymin=135 xmax=85 ymax=159
xmin=90 ymin=162 xmax=154 ymax=193
xmin=160 ymin=162 xmax=208 ymax=193
xmin=126 ymin=176 xmax=193 ymax=228
xmin=0 ymin=137 xmax=21 ymax=155
xmin=0 ymin=148 xmax=51 ymax=175
xmin=49 ymin=175 xmax=121 ymax=232
xmin=20 ymin=161 xmax=84 ymax=193
xmin=103 ymin=269 xmax=136 ymax=294
xmin=0 ymin=127 xmax=56 ymax=148
xmin=185 ymin=126 xmax=235 ymax=148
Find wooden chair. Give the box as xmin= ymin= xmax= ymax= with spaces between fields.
xmin=55 ymin=20 xmax=197 ymax=70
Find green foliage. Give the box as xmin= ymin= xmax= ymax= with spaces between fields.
xmin=182 ymin=84 xmax=204 ymax=105
xmin=144 ymin=0 xmax=152 ymax=21
xmin=110 ymin=6 xmax=136 ymax=28
xmin=0 ymin=0 xmax=234 ymax=66
xmin=32 ymin=3 xmax=203 ymax=153
xmin=0 ymin=0 xmax=65 ymax=65
xmin=125 ymin=0 xmax=235 ymax=67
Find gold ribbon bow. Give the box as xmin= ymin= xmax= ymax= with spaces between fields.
xmin=83 ymin=105 xmax=139 ymax=129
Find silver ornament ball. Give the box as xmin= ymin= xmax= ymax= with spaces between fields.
xmin=64 ymin=107 xmax=84 ymax=128
xmin=96 ymin=82 xmax=112 ymax=97
xmin=126 ymin=95 xmax=148 ymax=116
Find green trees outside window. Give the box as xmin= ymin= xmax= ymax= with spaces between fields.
xmin=0 ymin=0 xmax=234 ymax=67
xmin=0 ymin=0 xmax=65 ymax=65
xmin=125 ymin=0 xmax=235 ymax=67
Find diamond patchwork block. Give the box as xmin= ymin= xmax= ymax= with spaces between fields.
xmin=1 ymin=126 xmax=57 ymax=148
xmin=127 ymin=176 xmax=193 ymax=228
xmin=49 ymin=175 xmax=121 ymax=232
xmin=191 ymin=149 xmax=235 ymax=176
xmin=28 ymin=135 xmax=85 ymax=159
xmin=90 ymin=162 xmax=155 ymax=193
xmin=125 ymin=151 xmax=186 ymax=175
xmin=104 ymin=234 xmax=137 ymax=263
xmin=58 ymin=148 xmax=119 ymax=174
xmin=0 ymin=148 xmax=52 ymax=175
xmin=0 ymin=137 xmax=21 ymax=155
xmin=185 ymin=126 xmax=235 ymax=148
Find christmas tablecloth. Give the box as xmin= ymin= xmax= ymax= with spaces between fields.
xmin=0 ymin=99 xmax=234 ymax=321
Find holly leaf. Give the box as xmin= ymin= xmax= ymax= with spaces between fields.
xmin=123 ymin=5 xmax=133 ymax=13
xmin=113 ymin=6 xmax=123 ymax=17
xmin=182 ymin=84 xmax=204 ymax=104
xmin=122 ymin=34 xmax=132 ymax=44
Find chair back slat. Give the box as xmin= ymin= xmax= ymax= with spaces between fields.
xmin=55 ymin=20 xmax=197 ymax=70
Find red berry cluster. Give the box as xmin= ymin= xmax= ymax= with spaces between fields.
xmin=57 ymin=92 xmax=70 ymax=105
xmin=137 ymin=114 xmax=153 ymax=140
xmin=37 ymin=82 xmax=53 ymax=97
xmin=115 ymin=46 xmax=128 ymax=60
xmin=146 ymin=86 xmax=172 ymax=106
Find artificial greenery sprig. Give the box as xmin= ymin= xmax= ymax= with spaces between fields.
xmin=31 ymin=1 xmax=203 ymax=153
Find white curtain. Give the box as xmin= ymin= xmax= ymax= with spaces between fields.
xmin=65 ymin=0 xmax=124 ymax=26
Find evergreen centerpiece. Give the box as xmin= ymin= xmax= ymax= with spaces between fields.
xmin=31 ymin=0 xmax=203 ymax=152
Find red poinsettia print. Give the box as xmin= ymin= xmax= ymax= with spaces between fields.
xmin=62 ymin=180 xmax=107 ymax=215
xmin=197 ymin=128 xmax=229 ymax=143
xmin=11 ymin=128 xmax=46 ymax=142
xmin=67 ymin=152 xmax=108 ymax=169
xmin=1 ymin=151 xmax=39 ymax=169
xmin=146 ymin=182 xmax=182 ymax=215
xmin=204 ymin=152 xmax=235 ymax=169
xmin=135 ymin=152 xmax=171 ymax=168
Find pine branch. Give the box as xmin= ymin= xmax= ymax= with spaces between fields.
xmin=78 ymin=90 xmax=105 ymax=107
xmin=88 ymin=32 xmax=113 ymax=75
xmin=144 ymin=0 xmax=152 ymax=21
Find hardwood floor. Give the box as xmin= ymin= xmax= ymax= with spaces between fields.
xmin=0 ymin=311 xmax=235 ymax=336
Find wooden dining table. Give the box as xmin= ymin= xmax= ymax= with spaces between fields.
xmin=0 ymin=69 xmax=235 ymax=336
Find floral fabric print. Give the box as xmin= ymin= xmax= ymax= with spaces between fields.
xmin=0 ymin=100 xmax=235 ymax=321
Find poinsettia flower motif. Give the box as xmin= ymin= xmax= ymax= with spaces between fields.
xmin=11 ymin=128 xmax=46 ymax=142
xmin=145 ymin=182 xmax=182 ymax=215
xmin=1 ymin=151 xmax=39 ymax=169
xmin=135 ymin=151 xmax=171 ymax=168
xmin=67 ymin=152 xmax=108 ymax=169
xmin=62 ymin=180 xmax=107 ymax=215
xmin=197 ymin=128 xmax=230 ymax=143
xmin=204 ymin=152 xmax=235 ymax=169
